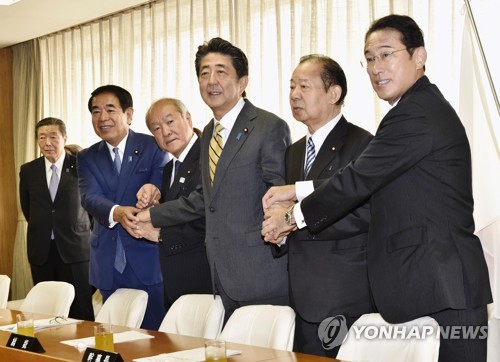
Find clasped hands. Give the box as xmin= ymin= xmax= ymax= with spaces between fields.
xmin=261 ymin=184 xmax=298 ymax=244
xmin=113 ymin=183 xmax=161 ymax=242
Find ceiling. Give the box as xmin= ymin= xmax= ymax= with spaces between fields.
xmin=0 ymin=0 xmax=153 ymax=48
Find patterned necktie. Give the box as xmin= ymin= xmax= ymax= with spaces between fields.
xmin=112 ymin=147 xmax=126 ymax=272
xmin=209 ymin=122 xmax=224 ymax=185
xmin=113 ymin=147 xmax=122 ymax=174
xmin=49 ymin=164 xmax=59 ymax=201
xmin=305 ymin=137 xmax=316 ymax=177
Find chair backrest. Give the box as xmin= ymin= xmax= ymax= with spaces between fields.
xmin=159 ymin=294 xmax=225 ymax=339
xmin=95 ymin=288 xmax=148 ymax=328
xmin=19 ymin=281 xmax=75 ymax=317
xmin=488 ymin=317 xmax=499 ymax=362
xmin=0 ymin=275 xmax=11 ymax=308
xmin=336 ymin=313 xmax=440 ymax=362
xmin=219 ymin=304 xmax=296 ymax=351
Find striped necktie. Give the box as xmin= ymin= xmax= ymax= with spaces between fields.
xmin=304 ymin=137 xmax=315 ymax=177
xmin=209 ymin=122 xmax=224 ymax=185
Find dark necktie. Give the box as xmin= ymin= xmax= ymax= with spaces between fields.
xmin=171 ymin=160 xmax=182 ymax=186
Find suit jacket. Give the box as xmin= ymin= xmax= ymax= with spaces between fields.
xmin=20 ymin=153 xmax=91 ymax=265
xmin=301 ymin=76 xmax=493 ymax=323
xmin=158 ymin=137 xmax=212 ymax=306
xmin=276 ymin=117 xmax=373 ymax=323
xmin=77 ymin=130 xmax=168 ymax=290
xmin=151 ymin=99 xmax=292 ymax=301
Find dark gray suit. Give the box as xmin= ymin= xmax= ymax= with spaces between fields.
xmin=150 ymin=99 xmax=291 ymax=313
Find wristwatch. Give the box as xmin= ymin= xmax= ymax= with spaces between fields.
xmin=284 ymin=205 xmax=296 ymax=226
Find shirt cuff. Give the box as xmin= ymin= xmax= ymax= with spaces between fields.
xmin=296 ymin=180 xmax=314 ymax=201
xmin=109 ymin=205 xmax=119 ymax=228
xmin=294 ymin=202 xmax=307 ymax=229
xmin=277 ymin=235 xmax=287 ymax=246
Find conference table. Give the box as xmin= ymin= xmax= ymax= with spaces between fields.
xmin=0 ymin=309 xmax=340 ymax=361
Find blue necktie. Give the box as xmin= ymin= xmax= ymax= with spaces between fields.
xmin=49 ymin=164 xmax=58 ymax=239
xmin=113 ymin=147 xmax=121 ymax=174
xmin=112 ymin=147 xmax=126 ymax=273
xmin=305 ymin=137 xmax=316 ymax=177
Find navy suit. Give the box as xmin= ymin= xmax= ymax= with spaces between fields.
xmin=158 ymin=137 xmax=212 ymax=310
xmin=20 ymin=153 xmax=94 ymax=320
xmin=77 ymin=130 xmax=168 ymax=329
xmin=276 ymin=117 xmax=374 ymax=356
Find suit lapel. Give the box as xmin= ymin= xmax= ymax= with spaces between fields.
xmin=286 ymin=137 xmax=307 ymax=182
xmin=54 ymin=154 xmax=75 ymax=202
xmin=306 ymin=117 xmax=348 ymax=180
xmin=96 ymin=140 xmax=119 ymax=196
xmin=210 ymin=101 xmax=256 ymax=194
xmin=116 ymin=130 xmax=142 ymax=201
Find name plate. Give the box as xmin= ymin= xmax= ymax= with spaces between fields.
xmin=82 ymin=347 xmax=124 ymax=362
xmin=6 ymin=333 xmax=45 ymax=353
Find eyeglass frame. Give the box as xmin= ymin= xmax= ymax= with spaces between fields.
xmin=360 ymin=48 xmax=408 ymax=69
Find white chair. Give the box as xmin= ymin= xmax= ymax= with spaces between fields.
xmin=92 ymin=289 xmax=103 ymax=318
xmin=219 ymin=304 xmax=296 ymax=351
xmin=95 ymin=288 xmax=148 ymax=328
xmin=0 ymin=275 xmax=11 ymax=308
xmin=488 ymin=317 xmax=500 ymax=362
xmin=19 ymin=281 xmax=75 ymax=318
xmin=159 ymin=294 xmax=225 ymax=339
xmin=337 ymin=313 xmax=440 ymax=362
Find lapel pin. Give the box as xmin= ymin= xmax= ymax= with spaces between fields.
xmin=134 ymin=150 xmax=139 ymax=155
xmin=331 ymin=147 xmax=336 ymax=151
xmin=243 ymin=128 xmax=248 ymax=133
xmin=187 ymin=170 xmax=191 ymax=174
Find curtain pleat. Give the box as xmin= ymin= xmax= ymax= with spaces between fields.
xmin=9 ymin=0 xmax=498 ymax=318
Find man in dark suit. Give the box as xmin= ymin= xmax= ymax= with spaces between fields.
xmin=136 ymin=98 xmax=212 ymax=311
xmin=136 ymin=38 xmax=291 ymax=322
xmin=267 ymin=55 xmax=374 ymax=357
xmin=263 ymin=15 xmax=492 ymax=362
xmin=77 ymin=85 xmax=168 ymax=329
xmin=20 ymin=117 xmax=94 ymax=320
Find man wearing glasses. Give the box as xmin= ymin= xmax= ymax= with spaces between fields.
xmin=262 ymin=14 xmax=492 ymax=361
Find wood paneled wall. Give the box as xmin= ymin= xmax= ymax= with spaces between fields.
xmin=0 ymin=47 xmax=17 ymax=278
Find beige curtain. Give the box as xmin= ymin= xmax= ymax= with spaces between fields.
xmin=11 ymin=41 xmax=42 ymax=299
xmin=10 ymin=0 xmax=499 ymax=314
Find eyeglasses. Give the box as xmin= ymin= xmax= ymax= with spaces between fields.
xmin=360 ymin=48 xmax=407 ymax=68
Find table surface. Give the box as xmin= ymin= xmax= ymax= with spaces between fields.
xmin=0 ymin=309 xmax=339 ymax=361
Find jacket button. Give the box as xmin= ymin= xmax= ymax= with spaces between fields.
xmin=209 ymin=207 xmax=215 ymax=212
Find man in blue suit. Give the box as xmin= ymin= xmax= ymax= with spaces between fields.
xmin=77 ymin=85 xmax=168 ymax=329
